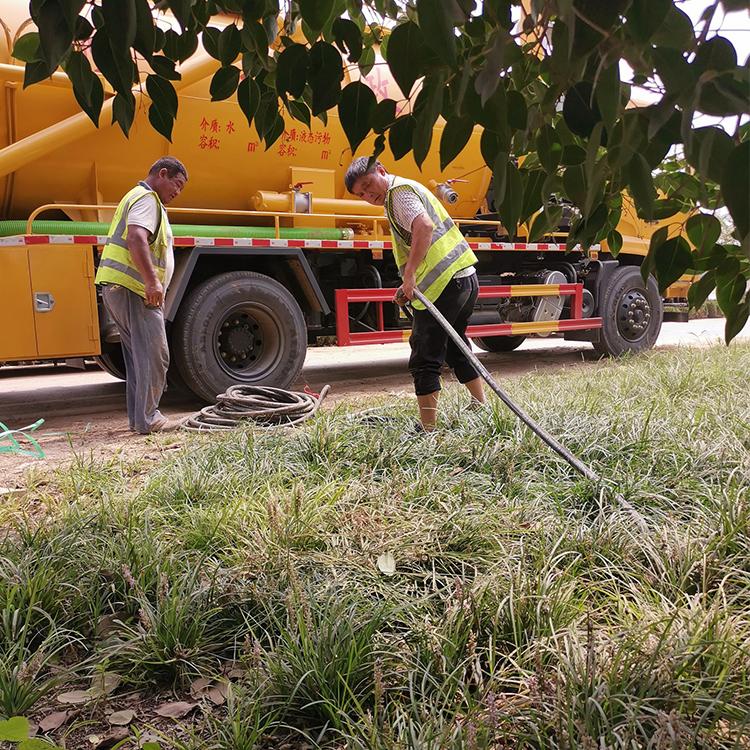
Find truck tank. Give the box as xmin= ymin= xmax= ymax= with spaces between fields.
xmin=0 ymin=3 xmax=491 ymax=225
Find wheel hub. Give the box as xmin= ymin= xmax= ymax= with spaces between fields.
xmin=218 ymin=314 xmax=262 ymax=367
xmin=617 ymin=290 xmax=652 ymax=341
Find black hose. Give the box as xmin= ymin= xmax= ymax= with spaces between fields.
xmin=182 ymin=384 xmax=330 ymax=431
xmin=411 ymin=289 xmax=600 ymax=482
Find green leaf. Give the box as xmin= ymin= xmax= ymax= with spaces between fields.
xmin=595 ymin=61 xmax=620 ymax=133
xmin=562 ymin=165 xmax=586 ymax=207
xmin=417 ymin=0 xmax=456 ymax=67
xmin=288 ymin=98 xmax=311 ymax=128
xmin=721 ymin=141 xmax=749 ymax=241
xmin=217 ymin=24 xmax=242 ymax=65
xmin=146 ymin=74 xmax=178 ymax=117
xmin=413 ymin=73 xmax=444 ymax=168
xmin=528 ymin=205 xmax=563 ymax=242
xmin=725 ymin=296 xmax=750 ymax=344
xmin=147 ymin=103 xmax=174 ymax=141
xmin=627 ymin=0 xmax=670 ymax=42
xmin=373 ymin=99 xmax=397 ymax=134
xmin=642 ymin=225 xmax=668 ymax=284
xmin=133 ymin=0 xmax=155 ymax=58
xmin=19 ymin=738 xmax=62 ymax=750
xmin=338 ymin=81 xmax=377 ymax=154
xmin=150 ymin=55 xmax=181 ymax=81
xmin=163 ymin=29 xmax=198 ymax=62
xmin=102 ymin=0 xmax=136 ymax=52
xmin=32 ymin=0 xmax=77 ymax=72
xmin=481 ymin=129 xmax=501 ymax=170
xmin=358 ymin=45 xmax=375 ymax=76
xmin=63 ymin=50 xmax=104 ymax=126
xmin=210 ymin=65 xmax=240 ymax=101
xmin=693 ymin=36 xmax=737 ymax=75
xmin=497 ymin=161 xmax=522 ymax=238
xmin=389 ymin=115 xmax=415 ymax=160
xmin=626 ymin=154 xmax=655 ymax=220
xmin=111 ymin=91 xmax=135 ymax=136
xmin=655 ymin=236 xmax=693 ymax=293
xmin=536 ymin=124 xmax=562 ymax=175
xmin=519 ymin=169 xmax=546 ymax=225
xmin=241 ymin=21 xmax=269 ymax=58
xmin=91 ymin=29 xmax=135 ymax=94
xmin=651 ymin=5 xmax=694 ymax=49
xmin=686 ymin=213 xmax=722 ymax=255
xmin=562 ymin=81 xmax=600 ymax=138
xmin=688 ymin=270 xmax=716 ymax=310
xmin=506 ymin=90 xmax=527 ymax=131
xmin=23 ymin=60 xmax=51 ymax=87
xmin=492 ymin=152 xmax=509 ymax=206
xmin=386 ymin=22 xmax=426 ymax=99
xmin=439 ymin=116 xmax=473 ymax=171
xmin=687 ymin=125 xmax=734 ymax=184
xmin=12 ymin=32 xmax=42 ymax=63
xmin=308 ymin=42 xmax=343 ymax=115
xmin=716 ymin=271 xmax=746 ymax=314
xmin=0 ymin=716 xmax=30 ymax=741
xmin=332 ymin=18 xmax=362 ymax=62
xmin=606 ymin=229 xmax=623 ymax=257
xmin=299 ymin=0 xmax=335 ymax=34
xmin=264 ymin=112 xmax=285 ymax=149
xmin=650 ymin=199 xmax=682 ymax=220
xmin=202 ymin=26 xmax=221 ymax=60
xmin=276 ymin=44 xmax=309 ymax=98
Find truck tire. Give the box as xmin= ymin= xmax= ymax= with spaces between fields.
xmin=172 ymin=271 xmax=307 ymax=402
xmin=473 ymin=335 xmax=526 ymax=353
xmin=593 ymin=266 xmax=662 ymax=356
xmin=95 ymin=345 xmax=126 ymax=380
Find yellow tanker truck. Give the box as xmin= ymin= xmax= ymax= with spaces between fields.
xmin=0 ymin=4 xmax=690 ymax=402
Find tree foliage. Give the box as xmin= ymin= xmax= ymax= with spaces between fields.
xmin=14 ymin=0 xmax=750 ymax=340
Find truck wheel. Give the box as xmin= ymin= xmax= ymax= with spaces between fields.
xmin=474 ymin=335 xmax=526 ymax=352
xmin=173 ymin=271 xmax=307 ymax=402
xmin=593 ymin=266 xmax=662 ymax=356
xmin=95 ymin=345 xmax=126 ymax=380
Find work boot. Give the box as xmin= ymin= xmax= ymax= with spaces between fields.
xmin=148 ymin=417 xmax=184 ymax=433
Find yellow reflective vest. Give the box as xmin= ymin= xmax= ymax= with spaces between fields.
xmin=385 ymin=176 xmax=477 ymax=310
xmin=95 ymin=182 xmax=170 ymax=298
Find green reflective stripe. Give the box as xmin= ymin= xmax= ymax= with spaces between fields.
xmin=99 ymin=257 xmax=144 ymax=284
xmin=418 ymin=239 xmax=473 ymax=292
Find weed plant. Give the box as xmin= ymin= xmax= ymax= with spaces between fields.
xmin=0 ymin=344 xmax=749 ymax=748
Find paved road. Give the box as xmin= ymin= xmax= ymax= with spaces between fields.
xmin=0 ymin=317 xmax=745 ymax=425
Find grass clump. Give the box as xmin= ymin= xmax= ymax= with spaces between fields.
xmin=0 ymin=343 xmax=749 ymax=748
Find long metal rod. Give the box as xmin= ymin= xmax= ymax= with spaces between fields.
xmin=412 ymin=288 xmax=600 ymax=482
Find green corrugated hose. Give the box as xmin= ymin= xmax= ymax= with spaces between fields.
xmin=0 ymin=220 xmax=350 ymax=240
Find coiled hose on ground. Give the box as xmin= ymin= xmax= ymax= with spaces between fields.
xmin=182 ymin=384 xmax=330 ymax=431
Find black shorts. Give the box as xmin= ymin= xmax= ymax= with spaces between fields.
xmin=408 ymin=273 xmax=479 ymax=396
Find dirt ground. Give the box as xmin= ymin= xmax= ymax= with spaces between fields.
xmin=0 ymin=318 xmax=741 ymax=484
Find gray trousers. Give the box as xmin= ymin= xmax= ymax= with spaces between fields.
xmin=101 ymin=284 xmax=169 ymax=434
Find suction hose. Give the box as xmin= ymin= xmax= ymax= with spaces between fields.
xmin=411 ymin=288 xmax=599 ymax=481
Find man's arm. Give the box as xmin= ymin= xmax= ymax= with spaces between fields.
xmin=397 ymin=213 xmax=433 ymax=302
xmin=127 ymin=225 xmax=163 ymax=307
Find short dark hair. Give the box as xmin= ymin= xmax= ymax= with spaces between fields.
xmin=345 ymin=156 xmax=383 ymax=193
xmin=149 ymin=156 xmax=188 ymax=181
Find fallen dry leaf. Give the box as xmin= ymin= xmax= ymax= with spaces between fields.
xmin=39 ymin=710 xmax=70 ymax=732
xmin=154 ymin=700 xmax=197 ymax=719
xmin=58 ymin=689 xmax=93 ymax=705
xmin=189 ymin=677 xmax=212 ymax=698
xmin=207 ymin=683 xmax=227 ymax=706
xmin=376 ymin=551 xmax=396 ymax=575
xmin=87 ymin=727 xmax=130 ymax=748
xmin=90 ymin=672 xmax=122 ymax=697
xmin=108 ymin=709 xmax=135 ymax=726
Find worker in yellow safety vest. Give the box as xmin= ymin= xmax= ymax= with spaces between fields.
xmin=346 ymin=157 xmax=486 ymax=431
xmin=95 ymin=157 xmax=188 ymax=434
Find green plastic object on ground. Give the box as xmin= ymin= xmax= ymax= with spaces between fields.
xmin=0 ymin=220 xmax=349 ymax=240
xmin=0 ymin=418 xmax=45 ymax=459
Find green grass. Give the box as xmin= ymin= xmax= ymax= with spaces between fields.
xmin=1 ymin=343 xmax=749 ymax=749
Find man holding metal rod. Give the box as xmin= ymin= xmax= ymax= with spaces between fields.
xmin=345 ymin=157 xmax=486 ymax=431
